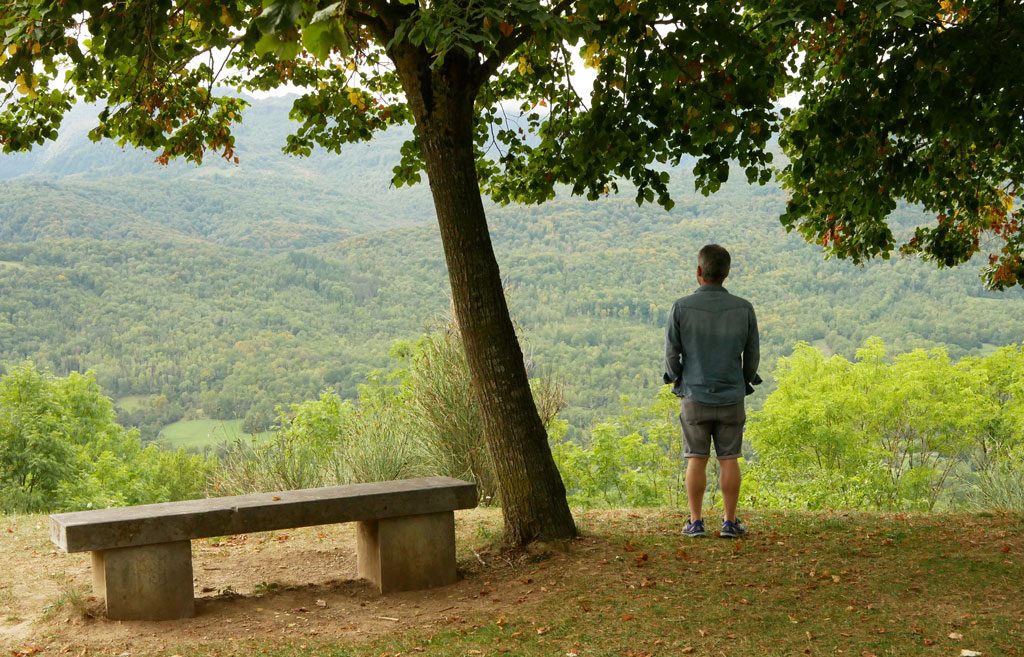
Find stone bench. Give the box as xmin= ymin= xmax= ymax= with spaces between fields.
xmin=49 ymin=476 xmax=477 ymax=621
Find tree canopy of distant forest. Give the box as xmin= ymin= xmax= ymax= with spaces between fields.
xmin=3 ymin=180 xmax=1023 ymax=447
xmin=3 ymin=0 xmax=1023 ymax=543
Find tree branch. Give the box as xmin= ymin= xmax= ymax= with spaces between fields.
xmin=470 ymin=0 xmax=575 ymax=91
xmin=351 ymin=8 xmax=391 ymax=43
xmin=362 ymin=0 xmax=409 ymax=39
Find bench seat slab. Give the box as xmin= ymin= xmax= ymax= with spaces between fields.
xmin=357 ymin=511 xmax=456 ymax=593
xmin=92 ymin=540 xmax=195 ymax=621
xmin=51 ymin=476 xmax=477 ymax=553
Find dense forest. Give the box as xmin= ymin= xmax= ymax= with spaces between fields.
xmin=1 ymin=96 xmax=1023 ymax=443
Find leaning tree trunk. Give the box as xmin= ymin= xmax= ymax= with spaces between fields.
xmin=392 ymin=50 xmax=577 ymax=546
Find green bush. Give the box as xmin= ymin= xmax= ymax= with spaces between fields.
xmin=0 ymin=362 xmax=214 ymax=513
xmin=552 ymin=386 xmax=684 ymax=509
xmin=745 ymin=340 xmax=1024 ymax=511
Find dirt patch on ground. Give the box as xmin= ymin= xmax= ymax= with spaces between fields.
xmin=1 ymin=508 xmax=597 ymax=655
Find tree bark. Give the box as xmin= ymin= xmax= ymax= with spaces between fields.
xmin=392 ymin=49 xmax=577 ymax=546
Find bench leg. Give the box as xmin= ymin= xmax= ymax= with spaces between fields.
xmin=356 ymin=511 xmax=457 ymax=593
xmin=91 ymin=540 xmax=195 ymax=620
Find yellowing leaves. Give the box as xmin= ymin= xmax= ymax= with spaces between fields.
xmin=219 ymin=7 xmax=234 ymax=27
xmin=583 ymin=41 xmax=602 ymax=69
xmin=347 ymin=88 xmax=367 ymax=111
xmin=14 ymin=73 xmax=37 ymax=98
xmin=996 ymin=189 xmax=1015 ymax=212
xmin=517 ymin=57 xmax=533 ymax=76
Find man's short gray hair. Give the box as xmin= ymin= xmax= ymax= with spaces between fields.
xmin=698 ymin=244 xmax=731 ymax=282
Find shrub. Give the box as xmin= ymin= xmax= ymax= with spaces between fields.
xmin=0 ymin=362 xmax=213 ymax=513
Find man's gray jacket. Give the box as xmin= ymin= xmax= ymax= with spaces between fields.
xmin=664 ymin=284 xmax=759 ymax=406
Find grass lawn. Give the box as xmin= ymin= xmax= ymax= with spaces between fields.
xmin=157 ymin=418 xmax=273 ymax=450
xmin=2 ymin=508 xmax=1020 ymax=657
xmin=114 ymin=394 xmax=160 ymax=413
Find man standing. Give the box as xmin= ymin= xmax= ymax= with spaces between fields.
xmin=664 ymin=244 xmax=759 ymax=538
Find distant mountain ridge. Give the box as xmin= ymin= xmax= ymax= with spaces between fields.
xmin=0 ymin=95 xmax=434 ymax=250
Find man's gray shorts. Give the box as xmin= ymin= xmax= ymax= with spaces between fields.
xmin=679 ymin=398 xmax=745 ymax=460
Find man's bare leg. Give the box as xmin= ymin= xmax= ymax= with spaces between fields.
xmin=686 ymin=456 xmax=709 ymax=521
xmin=719 ymin=458 xmax=741 ymax=522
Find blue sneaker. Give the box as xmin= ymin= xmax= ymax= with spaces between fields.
xmin=682 ymin=518 xmax=706 ymax=538
xmin=719 ymin=518 xmax=747 ymax=538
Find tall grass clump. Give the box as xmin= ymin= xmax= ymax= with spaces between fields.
xmin=213 ymin=392 xmax=350 ymax=494
xmin=213 ymin=318 xmax=566 ymax=500
xmin=965 ymin=446 xmax=1024 ymax=512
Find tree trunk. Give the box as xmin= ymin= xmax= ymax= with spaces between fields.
xmin=393 ymin=50 xmax=577 ymax=546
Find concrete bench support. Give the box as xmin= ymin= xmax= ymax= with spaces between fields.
xmin=49 ymin=477 xmax=477 ymax=621
xmin=92 ymin=540 xmax=195 ymax=620
xmin=357 ymin=511 xmax=456 ymax=593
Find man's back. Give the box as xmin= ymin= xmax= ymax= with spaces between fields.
xmin=665 ymin=284 xmax=759 ymax=406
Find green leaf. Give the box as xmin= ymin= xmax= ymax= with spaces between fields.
xmin=310 ymin=2 xmax=345 ymax=24
xmin=894 ymin=8 xmax=915 ymax=27
xmin=256 ymin=0 xmax=302 ymax=35
xmin=302 ymin=21 xmax=349 ymax=61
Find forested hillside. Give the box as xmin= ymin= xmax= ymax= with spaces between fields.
xmin=2 ymin=96 xmax=1022 ymax=440
xmin=0 ymin=95 xmax=433 ymax=250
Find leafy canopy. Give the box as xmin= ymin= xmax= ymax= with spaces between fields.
xmin=0 ymin=1 xmax=783 ymax=206
xmin=1 ymin=0 xmax=1021 ymax=287
xmin=763 ymin=0 xmax=1024 ymax=288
